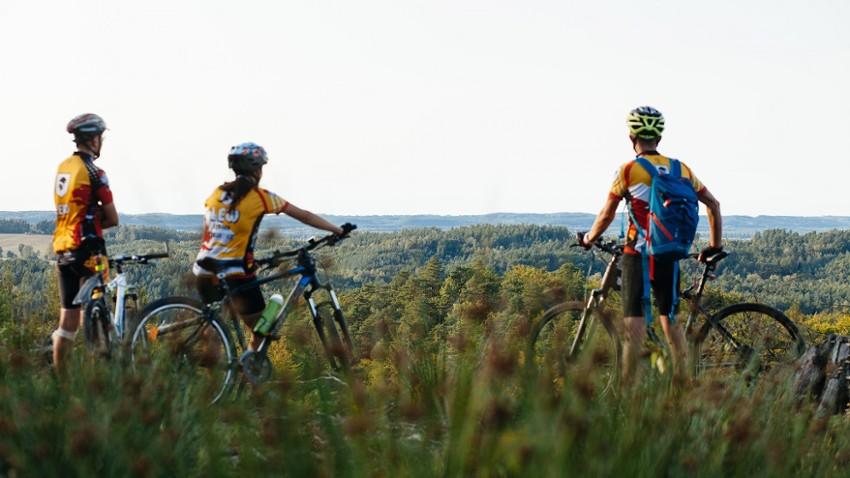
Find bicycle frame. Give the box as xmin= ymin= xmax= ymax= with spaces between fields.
xmin=220 ymin=249 xmax=346 ymax=357
xmin=573 ymin=240 xmax=727 ymax=352
xmin=72 ymin=248 xmax=168 ymax=341
xmin=568 ymin=247 xmax=621 ymax=358
xmin=200 ymin=232 xmax=354 ymax=368
xmin=679 ymin=250 xmax=754 ymax=351
xmin=531 ymin=238 xmax=803 ymax=382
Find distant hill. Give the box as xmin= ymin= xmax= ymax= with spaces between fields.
xmin=3 ymin=210 xmax=850 ymax=238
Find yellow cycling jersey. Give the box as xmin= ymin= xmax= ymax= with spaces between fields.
xmin=609 ymin=154 xmax=706 ymax=254
xmin=193 ymin=186 xmax=289 ymax=278
xmin=52 ymin=152 xmax=114 ymax=253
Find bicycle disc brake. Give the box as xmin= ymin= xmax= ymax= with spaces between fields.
xmin=241 ymin=350 xmax=272 ymax=384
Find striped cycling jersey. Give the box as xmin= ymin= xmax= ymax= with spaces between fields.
xmin=52 ymin=152 xmax=114 ymax=253
xmin=609 ymin=154 xmax=706 ymax=255
xmin=193 ymin=186 xmax=289 ymax=278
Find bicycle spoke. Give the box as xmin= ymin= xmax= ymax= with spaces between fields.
xmin=528 ymin=302 xmax=620 ymax=394
xmin=131 ymin=298 xmax=235 ymax=404
xmin=695 ymin=303 xmax=804 ymax=375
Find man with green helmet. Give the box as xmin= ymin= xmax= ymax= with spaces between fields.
xmin=580 ymin=106 xmax=723 ymax=386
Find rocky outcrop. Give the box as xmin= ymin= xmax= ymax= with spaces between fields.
xmin=792 ymin=334 xmax=850 ymax=416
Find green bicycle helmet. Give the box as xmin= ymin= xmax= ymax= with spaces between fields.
xmin=626 ymin=106 xmax=665 ymax=139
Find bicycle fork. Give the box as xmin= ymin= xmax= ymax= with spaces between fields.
xmin=306 ymin=285 xmax=354 ymax=360
xmin=109 ymin=272 xmax=138 ymax=338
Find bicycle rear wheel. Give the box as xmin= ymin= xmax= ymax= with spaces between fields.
xmin=313 ymin=302 xmax=352 ymax=373
xmin=528 ymin=302 xmax=620 ymax=393
xmin=131 ymin=297 xmax=235 ymax=404
xmin=693 ymin=302 xmax=805 ymax=375
xmin=83 ymin=299 xmax=116 ymax=359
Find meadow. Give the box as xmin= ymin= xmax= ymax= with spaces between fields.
xmin=0 ymin=313 xmax=844 ymax=477
xmin=2 ymin=225 xmax=850 ymax=476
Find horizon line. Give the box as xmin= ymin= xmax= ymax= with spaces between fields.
xmin=3 ymin=210 xmax=850 ymax=220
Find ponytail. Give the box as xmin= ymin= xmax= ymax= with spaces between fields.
xmin=220 ymin=175 xmax=257 ymax=212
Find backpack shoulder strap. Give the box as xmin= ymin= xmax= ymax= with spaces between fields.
xmin=80 ymin=157 xmax=103 ymax=210
xmin=667 ymin=157 xmax=682 ymax=178
xmin=633 ymin=157 xmax=657 ymax=178
xmin=79 ymin=156 xmax=107 ymax=252
xmin=626 ymin=157 xmax=654 ymax=239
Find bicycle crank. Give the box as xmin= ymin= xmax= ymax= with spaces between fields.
xmin=240 ymin=350 xmax=272 ymax=384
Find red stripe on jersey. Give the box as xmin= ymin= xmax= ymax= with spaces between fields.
xmin=623 ymin=162 xmax=635 ymax=187
xmin=255 ymin=188 xmax=270 ymax=212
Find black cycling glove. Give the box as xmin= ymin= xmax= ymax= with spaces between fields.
xmin=576 ymin=231 xmax=593 ymax=250
xmin=341 ymin=223 xmax=357 ymax=235
xmin=699 ymin=245 xmax=724 ymax=261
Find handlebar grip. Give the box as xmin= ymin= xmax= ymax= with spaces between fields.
xmin=708 ymin=250 xmax=729 ymax=262
xmin=340 ymin=223 xmax=357 ymax=235
xmin=575 ymin=231 xmax=586 ymax=243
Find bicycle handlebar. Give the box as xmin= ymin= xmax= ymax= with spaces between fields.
xmin=255 ymin=223 xmax=357 ymax=268
xmin=109 ymin=242 xmax=171 ymax=266
xmin=688 ymin=249 xmax=729 ymax=266
xmin=574 ymin=232 xmax=728 ymax=265
xmin=573 ymin=232 xmax=622 ymax=255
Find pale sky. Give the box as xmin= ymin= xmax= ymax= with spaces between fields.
xmin=2 ymin=0 xmax=848 ymax=216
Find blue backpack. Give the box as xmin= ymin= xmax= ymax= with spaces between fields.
xmin=629 ymin=157 xmax=699 ymax=321
xmin=632 ymin=157 xmax=699 ymax=260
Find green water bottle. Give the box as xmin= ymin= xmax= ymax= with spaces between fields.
xmin=254 ymin=294 xmax=284 ymax=336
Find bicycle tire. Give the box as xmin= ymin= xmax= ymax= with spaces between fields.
xmin=314 ymin=301 xmax=352 ymax=373
xmin=692 ymin=302 xmax=805 ymax=375
xmin=131 ymin=297 xmax=235 ymax=404
xmin=528 ymin=301 xmax=620 ymax=392
xmin=83 ymin=299 xmax=115 ymax=359
xmin=333 ymin=306 xmax=356 ymax=361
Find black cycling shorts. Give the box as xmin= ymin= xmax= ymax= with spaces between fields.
xmin=56 ymin=248 xmax=104 ymax=309
xmin=621 ymin=253 xmax=680 ymax=320
xmin=195 ymin=275 xmax=265 ymax=317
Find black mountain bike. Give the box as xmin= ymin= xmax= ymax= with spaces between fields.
xmin=130 ymin=226 xmax=356 ymax=404
xmin=528 ymin=237 xmax=806 ymax=388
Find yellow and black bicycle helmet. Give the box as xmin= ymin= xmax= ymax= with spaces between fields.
xmin=626 ymin=106 xmax=665 ymax=139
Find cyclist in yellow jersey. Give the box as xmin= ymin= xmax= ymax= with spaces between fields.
xmin=52 ymin=113 xmax=119 ymax=372
xmin=580 ymin=106 xmax=723 ymax=386
xmin=194 ymin=142 xmax=345 ymax=352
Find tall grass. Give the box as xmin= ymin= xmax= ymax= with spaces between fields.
xmin=0 ymin=315 xmax=846 ymax=477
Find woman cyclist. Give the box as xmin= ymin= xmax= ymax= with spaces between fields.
xmin=193 ymin=142 xmax=347 ymax=352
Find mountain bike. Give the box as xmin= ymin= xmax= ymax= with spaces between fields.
xmin=129 ymin=226 xmax=356 ymax=404
xmin=69 ymin=246 xmax=170 ymax=359
xmin=528 ymin=236 xmax=806 ymax=388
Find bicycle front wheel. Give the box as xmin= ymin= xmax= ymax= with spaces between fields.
xmin=131 ymin=297 xmax=235 ymax=404
xmin=84 ymin=299 xmax=115 ymax=359
xmin=528 ymin=302 xmax=620 ymax=392
xmin=693 ymin=302 xmax=805 ymax=375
